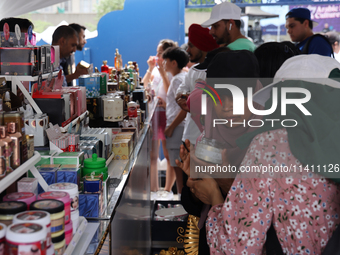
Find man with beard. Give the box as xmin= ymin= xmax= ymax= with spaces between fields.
xmin=201 ymin=2 xmax=256 ymax=52
xmin=69 ymin=23 xmax=87 ymax=51
xmin=60 ymin=23 xmax=88 ymax=86
xmin=165 ymin=24 xmax=218 ymax=142
xmin=52 ymin=25 xmax=88 ymax=87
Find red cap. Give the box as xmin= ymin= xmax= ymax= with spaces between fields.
xmin=188 ymin=24 xmax=219 ymax=52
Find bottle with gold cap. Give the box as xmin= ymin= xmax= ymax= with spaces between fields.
xmin=0 ymin=126 xmax=13 ymax=173
xmin=101 ymin=60 xmax=109 ymax=73
xmin=7 ymin=122 xmax=22 ymax=169
xmin=115 ymin=49 xmax=122 ymax=71
xmin=0 ymin=141 xmax=6 ymax=178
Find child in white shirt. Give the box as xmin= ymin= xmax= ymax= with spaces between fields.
xmin=158 ymin=46 xmax=189 ymax=198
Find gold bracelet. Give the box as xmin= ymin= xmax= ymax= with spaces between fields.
xmin=147 ymin=70 xmax=151 ymax=74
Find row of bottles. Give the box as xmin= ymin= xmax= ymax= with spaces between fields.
xmin=96 ymin=48 xmax=140 ymax=94
xmin=0 ymin=122 xmax=23 ymax=178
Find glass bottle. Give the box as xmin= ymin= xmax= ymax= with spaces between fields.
xmin=115 ymin=49 xmax=122 ymax=71
xmin=0 ymin=126 xmax=13 ymax=173
xmin=7 ymin=122 xmax=22 ymax=169
xmin=101 ymin=60 xmax=109 ymax=73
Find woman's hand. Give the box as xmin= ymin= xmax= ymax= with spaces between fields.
xmin=164 ymin=126 xmax=174 ymax=138
xmin=157 ymin=96 xmax=166 ymax=109
xmin=175 ymin=94 xmax=190 ymax=112
xmin=187 ymin=177 xmax=224 ymax=206
xmin=147 ymin=56 xmax=156 ymax=70
xmin=190 ymin=148 xmax=236 ymax=194
xmin=176 ymin=139 xmax=191 ymax=176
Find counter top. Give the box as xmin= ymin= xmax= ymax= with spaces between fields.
xmin=82 ymin=99 xmax=158 ymax=254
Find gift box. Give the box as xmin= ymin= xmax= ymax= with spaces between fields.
xmin=112 ymin=139 xmax=132 ymax=160
xmin=78 ymin=75 xmax=100 ymax=98
xmin=79 ymin=192 xmax=103 ymax=217
xmin=37 ymin=165 xmax=60 ymax=193
xmin=0 ymin=47 xmax=41 ymax=76
xmin=17 ymin=177 xmax=38 ymax=196
xmin=52 ymin=151 xmax=84 ymax=166
xmin=57 ymin=164 xmax=81 ymax=186
xmin=41 ymin=45 xmax=52 ymax=73
xmin=25 ymin=114 xmax=48 ymax=147
xmin=83 ymin=174 xmax=103 ymax=193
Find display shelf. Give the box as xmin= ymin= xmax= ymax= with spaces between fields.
xmin=0 ymin=151 xmax=47 ymax=193
xmin=0 ymin=72 xmax=59 ymax=115
xmin=64 ymin=216 xmax=89 ymax=255
xmin=59 ymin=110 xmax=89 ymax=133
xmin=0 ymin=71 xmax=59 ymax=82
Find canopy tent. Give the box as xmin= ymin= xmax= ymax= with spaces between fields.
xmin=35 ymin=20 xmax=98 ymax=45
xmin=0 ymin=0 xmax=67 ymax=19
xmin=245 ymin=6 xmax=280 ymax=20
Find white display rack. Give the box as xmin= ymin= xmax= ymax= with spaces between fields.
xmin=64 ymin=216 xmax=89 ymax=255
xmin=0 ymin=151 xmax=49 ymax=193
xmin=59 ymin=110 xmax=89 ymax=133
xmin=0 ymin=74 xmax=89 ymax=134
xmin=1 ymin=72 xmax=59 ymax=114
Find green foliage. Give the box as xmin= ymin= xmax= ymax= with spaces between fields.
xmin=31 ymin=20 xmax=53 ymax=33
xmin=95 ymin=0 xmax=125 ymax=19
xmin=85 ymin=22 xmax=97 ymax=32
xmin=186 ymin=0 xmax=213 ymax=12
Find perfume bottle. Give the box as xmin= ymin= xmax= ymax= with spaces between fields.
xmin=195 ymin=137 xmax=225 ymax=164
xmin=0 ymin=126 xmax=13 ymax=173
xmin=115 ymin=49 xmax=122 ymax=71
xmin=101 ymin=60 xmax=109 ymax=73
xmin=7 ymin=122 xmax=22 ymax=169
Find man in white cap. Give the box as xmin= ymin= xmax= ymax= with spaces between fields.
xmin=201 ymin=2 xmax=256 ymax=51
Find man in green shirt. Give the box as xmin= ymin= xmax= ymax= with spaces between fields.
xmin=201 ymin=2 xmax=256 ymax=52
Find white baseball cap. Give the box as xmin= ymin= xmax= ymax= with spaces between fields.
xmin=253 ymin=54 xmax=340 ymax=106
xmin=201 ymin=2 xmax=241 ymax=28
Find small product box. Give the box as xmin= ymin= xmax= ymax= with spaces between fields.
xmin=57 ymin=164 xmax=81 ymax=186
xmin=52 ymin=151 xmax=85 ymax=166
xmin=83 ymin=174 xmax=103 ymax=193
xmin=17 ymin=177 xmax=38 ymax=196
xmin=35 ymin=150 xmax=57 ymax=166
xmin=79 ymin=192 xmax=103 ymax=217
xmin=25 ymin=114 xmax=49 ymax=147
xmin=37 ymin=165 xmax=60 ymax=193
xmin=78 ymin=75 xmax=100 ymax=98
xmin=112 ymin=139 xmax=132 ymax=160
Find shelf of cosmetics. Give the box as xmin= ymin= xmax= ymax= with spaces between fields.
xmin=0 ymin=44 xmax=60 ymax=76
xmin=0 ymin=182 xmax=88 ymax=255
xmin=0 ymin=110 xmax=36 ymax=179
xmin=80 ymin=54 xmax=141 ymax=98
xmin=31 ymin=84 xmax=87 ymax=128
xmin=86 ymin=89 xmax=147 ymax=125
xmin=0 ymin=22 xmax=61 ymax=76
xmin=26 ymin=156 xmax=113 ymax=219
xmin=28 ymin=127 xmax=139 ymax=215
xmin=47 ymin=126 xmax=139 ymax=161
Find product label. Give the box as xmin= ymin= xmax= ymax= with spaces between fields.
xmin=17 ymin=211 xmax=47 ymax=221
xmin=0 ymin=201 xmax=21 ymax=209
xmin=7 ymin=192 xmax=33 ymax=200
xmin=6 ymin=239 xmax=46 ymax=255
xmin=50 ymin=183 xmax=75 ymax=190
xmin=50 ymin=217 xmax=64 ymax=233
xmin=10 ymin=223 xmax=42 ymax=234
xmin=70 ymin=195 xmax=79 ymax=211
xmin=34 ymin=200 xmax=62 ymax=210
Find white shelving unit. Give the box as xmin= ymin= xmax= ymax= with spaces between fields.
xmin=1 ymin=72 xmax=59 ymax=115
xmin=59 ymin=110 xmax=88 ymax=133
xmin=0 ymin=151 xmax=49 ymax=193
